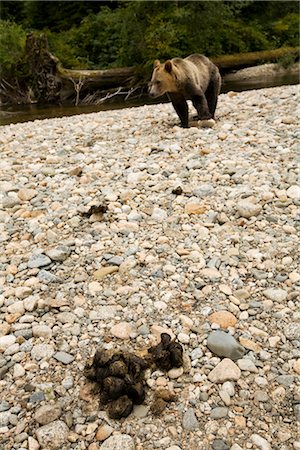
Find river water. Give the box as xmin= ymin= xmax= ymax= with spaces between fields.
xmin=0 ymin=71 xmax=298 ymax=126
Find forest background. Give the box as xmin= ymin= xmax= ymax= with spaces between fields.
xmin=1 ymin=0 xmax=299 ymax=77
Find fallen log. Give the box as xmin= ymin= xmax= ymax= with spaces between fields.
xmin=212 ymin=47 xmax=299 ymax=73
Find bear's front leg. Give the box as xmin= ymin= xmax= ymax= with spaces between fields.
xmin=168 ymin=93 xmax=189 ymax=128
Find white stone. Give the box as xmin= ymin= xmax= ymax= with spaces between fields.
xmin=0 ymin=335 xmax=16 ymax=351
xmin=286 ymin=185 xmax=300 ymax=199
xmin=263 ymin=288 xmax=287 ymax=302
xmin=13 ymin=363 xmax=25 ymax=378
xmin=251 ymin=434 xmax=272 ymax=450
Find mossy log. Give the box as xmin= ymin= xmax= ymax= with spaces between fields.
xmin=212 ymin=47 xmax=299 ymax=73
xmin=58 ymin=46 xmax=299 ymax=103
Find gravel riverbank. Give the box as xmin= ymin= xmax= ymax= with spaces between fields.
xmin=0 ymin=84 xmax=299 ymax=450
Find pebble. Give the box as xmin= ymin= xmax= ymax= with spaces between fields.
xmin=18 ymin=188 xmax=37 ymax=201
xmin=94 ymin=266 xmax=119 ymax=280
xmin=31 ymin=344 xmax=55 ymax=360
xmin=182 ymin=408 xmax=199 ymax=431
xmin=32 ymin=325 xmax=52 ymax=339
xmin=211 ymin=407 xmax=228 ymax=419
xmin=208 ymin=358 xmax=241 ymax=383
xmin=0 ymin=334 xmax=16 ymax=351
xmin=0 ymin=411 xmax=11 ymax=426
xmin=110 ymin=322 xmax=135 ymax=339
xmin=35 ymin=420 xmax=69 ymax=449
xmin=208 ymin=311 xmax=237 ymax=328
xmin=0 ymin=83 xmax=299 ymax=450
xmin=53 ymin=351 xmax=74 ymax=364
xmin=28 ymin=254 xmax=52 ymax=268
xmin=45 ymin=246 xmax=71 ymax=262
xmin=236 ymin=199 xmax=262 ymax=218
xmin=284 ymin=323 xmax=300 ymax=340
xmin=34 ymin=404 xmax=62 ymax=425
xmin=207 ymin=331 xmax=246 ymax=360
xmin=237 ymin=358 xmax=258 ymax=372
xmin=99 ymin=434 xmax=135 ymax=450
xmin=263 ymin=288 xmax=288 ymax=302
xmin=251 ymin=434 xmax=272 ymax=450
xmin=96 ymin=424 xmax=114 ymax=441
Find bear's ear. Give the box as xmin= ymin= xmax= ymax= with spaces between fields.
xmin=164 ymin=60 xmax=172 ymax=73
xmin=153 ymin=59 xmax=160 ymax=68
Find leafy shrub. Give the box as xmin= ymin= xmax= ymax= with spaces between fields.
xmin=0 ymin=20 xmax=26 ymax=75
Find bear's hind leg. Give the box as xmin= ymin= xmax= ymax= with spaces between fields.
xmin=168 ymin=93 xmax=189 ymax=128
xmin=191 ymin=93 xmax=212 ymax=121
xmin=205 ymin=74 xmax=221 ymax=119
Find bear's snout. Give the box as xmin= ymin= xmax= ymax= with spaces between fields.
xmin=148 ymin=83 xmax=160 ymax=98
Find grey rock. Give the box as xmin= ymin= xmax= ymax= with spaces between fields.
xmin=263 ymin=288 xmax=288 ymax=302
xmin=284 ymin=323 xmax=300 ymax=340
xmin=0 ymin=411 xmax=11 ymax=426
xmin=212 ymin=439 xmax=229 ymax=450
xmin=0 ymin=401 xmax=10 ymax=412
xmin=28 ymin=254 xmax=52 ymax=269
xmin=236 ymin=200 xmax=262 ymax=218
xmin=276 ymin=375 xmax=294 ymax=387
xmin=294 ymin=404 xmax=300 ymax=422
xmin=254 ymin=390 xmax=269 ymax=402
xmin=193 ymin=183 xmax=214 ymax=197
xmin=35 ymin=420 xmax=69 ymax=450
xmin=35 ymin=404 xmax=62 ymax=425
xmin=237 ymin=358 xmax=258 ymax=373
xmin=207 ymin=331 xmax=246 ymax=360
xmin=107 ymin=256 xmax=124 ymax=266
xmin=211 ymin=407 xmax=228 ymax=419
xmin=2 ymin=195 xmax=20 ymax=209
xmin=31 ymin=344 xmax=55 ymax=361
xmin=53 ymin=352 xmax=74 ymax=364
xmin=89 ymin=306 xmax=118 ymax=320
xmin=182 ymin=408 xmax=199 ymax=431
xmin=56 ymin=312 xmax=76 ymax=324
xmin=45 ymin=246 xmax=71 ymax=262
xmin=99 ymin=434 xmax=135 ymax=450
xmin=138 ymin=324 xmax=149 ymax=335
xmin=37 ymin=270 xmax=61 ymax=283
xmin=29 ymin=392 xmax=45 ymax=404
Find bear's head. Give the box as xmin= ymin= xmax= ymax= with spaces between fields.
xmin=148 ymin=59 xmax=177 ymax=98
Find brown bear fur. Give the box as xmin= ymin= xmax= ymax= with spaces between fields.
xmin=149 ymin=54 xmax=221 ymax=128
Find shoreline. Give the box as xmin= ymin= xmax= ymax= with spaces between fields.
xmin=0 ymin=62 xmax=299 ymax=126
xmin=0 ymin=84 xmax=299 ymax=450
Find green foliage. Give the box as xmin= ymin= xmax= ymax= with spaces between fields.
xmin=0 ymin=20 xmax=26 ymax=75
xmin=1 ymin=1 xmax=299 ymax=73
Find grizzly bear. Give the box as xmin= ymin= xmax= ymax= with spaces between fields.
xmin=149 ymin=54 xmax=221 ymax=128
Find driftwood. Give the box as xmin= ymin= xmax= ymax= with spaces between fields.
xmin=0 ymin=32 xmax=299 ymax=106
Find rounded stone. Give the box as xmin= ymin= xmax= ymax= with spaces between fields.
xmin=110 ymin=322 xmax=135 ymax=339
xmin=208 ymin=358 xmax=241 ymax=383
xmin=35 ymin=404 xmax=62 ymax=425
xmin=99 ymin=434 xmax=135 ymax=450
xmin=207 ymin=331 xmax=246 ymax=360
xmin=31 ymin=344 xmax=55 ymax=360
xmin=35 ymin=420 xmax=69 ymax=449
xmin=236 ymin=200 xmax=262 ymax=218
xmin=208 ymin=311 xmax=237 ymax=328
xmin=0 ymin=334 xmax=16 ymax=351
